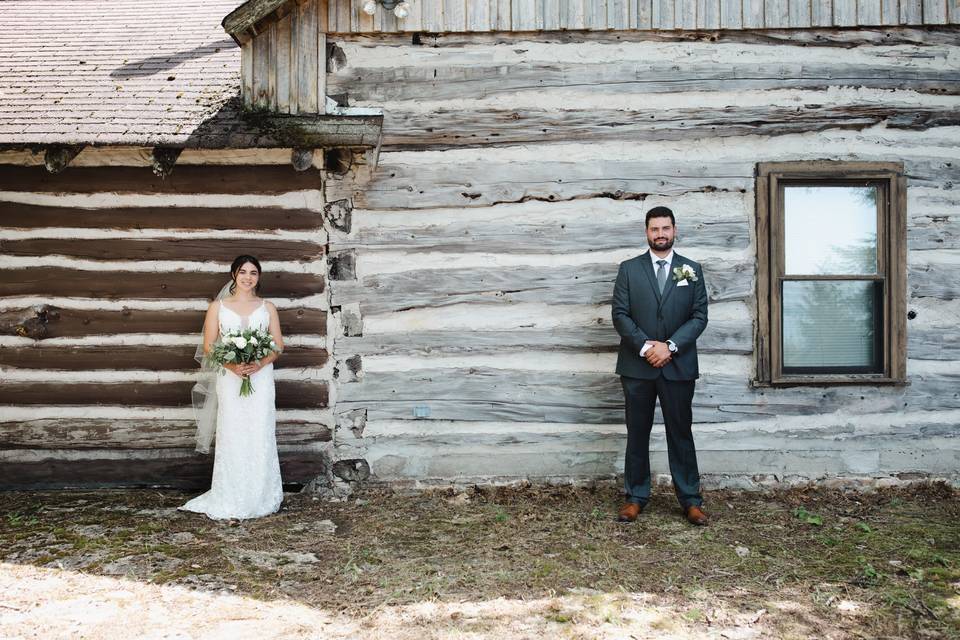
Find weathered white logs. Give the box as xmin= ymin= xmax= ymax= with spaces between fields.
xmin=326 ymin=32 xmax=960 ymax=484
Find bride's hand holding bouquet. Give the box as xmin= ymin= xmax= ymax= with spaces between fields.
xmin=208 ymin=327 xmax=280 ymax=397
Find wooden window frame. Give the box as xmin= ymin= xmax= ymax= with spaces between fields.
xmin=755 ymin=161 xmax=907 ymax=387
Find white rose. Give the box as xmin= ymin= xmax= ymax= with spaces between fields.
xmin=233 ymin=336 xmax=248 ymax=349
xmin=250 ymin=337 xmax=258 ymax=345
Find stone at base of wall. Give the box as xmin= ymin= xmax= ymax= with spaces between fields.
xmin=300 ymin=474 xmax=356 ymax=501
xmin=347 ymin=472 xmax=960 ymax=496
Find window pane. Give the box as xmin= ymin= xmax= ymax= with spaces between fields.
xmin=784 ymin=186 xmax=878 ymax=275
xmin=782 ymin=280 xmax=881 ymax=372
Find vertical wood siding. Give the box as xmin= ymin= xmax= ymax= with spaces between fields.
xmin=0 ymin=162 xmax=334 ymax=489
xmin=324 ymin=29 xmax=960 ymax=483
xmin=316 ymin=0 xmax=957 ymax=30
xmin=243 ymin=0 xmax=327 ymax=113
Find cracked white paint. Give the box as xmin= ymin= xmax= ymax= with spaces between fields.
xmin=0 ymin=191 xmax=324 ymax=209
xmin=0 ymin=294 xmax=329 ymax=311
xmin=374 ymin=126 xmax=960 ymax=164
xmin=366 ymin=86 xmax=960 ymax=114
xmin=361 ymin=300 xmax=750 ymax=333
xmin=334 ymin=41 xmax=960 ymax=69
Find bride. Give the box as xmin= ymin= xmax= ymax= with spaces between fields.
xmin=180 ymin=255 xmax=285 ymax=520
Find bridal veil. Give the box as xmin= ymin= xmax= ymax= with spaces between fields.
xmin=192 ymin=281 xmax=232 ymax=453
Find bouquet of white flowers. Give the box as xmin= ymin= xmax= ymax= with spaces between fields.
xmin=208 ymin=327 xmax=280 ymax=397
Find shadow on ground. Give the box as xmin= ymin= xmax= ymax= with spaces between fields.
xmin=1 ymin=482 xmax=958 ymax=639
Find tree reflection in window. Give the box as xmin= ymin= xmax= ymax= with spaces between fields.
xmin=784 ymin=186 xmax=877 ymax=275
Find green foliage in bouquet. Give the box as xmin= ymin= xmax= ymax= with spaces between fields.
xmin=208 ymin=327 xmax=280 ymax=396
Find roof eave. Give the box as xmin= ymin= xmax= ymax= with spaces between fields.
xmin=222 ymin=0 xmax=297 ymax=45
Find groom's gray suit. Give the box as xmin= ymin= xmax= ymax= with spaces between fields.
xmin=612 ymin=251 xmax=708 ymax=508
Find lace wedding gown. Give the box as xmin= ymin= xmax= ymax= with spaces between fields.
xmin=180 ymin=301 xmax=283 ymax=519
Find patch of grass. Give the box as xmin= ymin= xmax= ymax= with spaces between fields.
xmin=5 ymin=511 xmax=40 ymax=527
xmin=533 ymin=561 xmax=557 ymax=578
xmin=687 ymin=609 xmax=709 ymax=625
xmin=544 ymin=611 xmax=572 ymax=623
xmin=793 ymin=506 xmax=823 ymax=526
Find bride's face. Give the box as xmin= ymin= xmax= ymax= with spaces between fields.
xmin=233 ymin=262 xmax=260 ymax=295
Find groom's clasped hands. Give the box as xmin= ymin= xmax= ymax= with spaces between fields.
xmin=642 ymin=340 xmax=673 ymax=368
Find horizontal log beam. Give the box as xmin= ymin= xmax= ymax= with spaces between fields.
xmin=343 ymin=217 xmax=749 ymax=254
xmin=327 ymin=159 xmax=755 ymax=209
xmin=331 ymin=259 xmax=754 ymax=314
xmin=908 ymin=327 xmax=960 ymax=361
xmin=364 ymin=421 xmax=960 ymax=481
xmin=361 ymin=421 xmax=960 ymax=451
xmin=0 ymin=166 xmax=323 ymax=195
xmin=329 ymin=61 xmax=960 ymax=103
xmin=0 ymin=381 xmax=329 ymax=408
xmin=332 ymin=262 xmax=958 ymax=317
xmin=1 ymin=269 xmax=325 ymax=299
xmin=0 ymin=238 xmax=324 ymax=262
xmin=330 ymin=155 xmax=960 ymax=212
xmin=0 ymin=202 xmax=323 ymax=231
xmin=0 ymin=450 xmax=328 ymax=489
xmin=0 ymin=419 xmax=331 ymax=449
xmin=0 ymin=345 xmax=328 ymax=371
xmin=338 ymin=366 xmax=960 ymax=424
xmin=910 ymin=262 xmax=960 ymax=300
xmin=1 ymin=307 xmax=327 ymax=339
xmin=380 ymin=104 xmax=960 ymax=150
xmin=337 ymin=320 xmax=753 ymax=356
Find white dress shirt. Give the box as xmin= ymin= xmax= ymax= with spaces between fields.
xmin=650 ymin=249 xmax=674 ymax=271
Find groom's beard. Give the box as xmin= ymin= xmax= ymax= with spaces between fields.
xmin=649 ymin=237 xmax=674 ymax=251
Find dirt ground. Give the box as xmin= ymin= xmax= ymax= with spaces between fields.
xmin=1 ymin=481 xmax=958 ymax=640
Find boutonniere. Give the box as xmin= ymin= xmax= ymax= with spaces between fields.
xmin=672 ymin=264 xmax=698 ymax=283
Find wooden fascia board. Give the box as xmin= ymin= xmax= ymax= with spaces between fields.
xmin=217 ymin=112 xmax=385 ymax=149
xmin=0 ymin=114 xmax=384 ymax=152
xmin=222 ymin=0 xmax=297 ymax=45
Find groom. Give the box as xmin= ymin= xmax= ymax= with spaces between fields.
xmin=611 ymin=206 xmax=709 ymax=526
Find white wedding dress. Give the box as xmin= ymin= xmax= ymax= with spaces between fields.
xmin=180 ymin=301 xmax=283 ymax=519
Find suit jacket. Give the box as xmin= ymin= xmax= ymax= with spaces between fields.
xmin=612 ymin=251 xmax=709 ymax=380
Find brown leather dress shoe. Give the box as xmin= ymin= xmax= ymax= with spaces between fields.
xmin=617 ymin=502 xmax=643 ymax=523
xmin=685 ymin=505 xmax=708 ymax=526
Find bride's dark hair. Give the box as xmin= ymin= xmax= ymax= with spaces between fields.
xmin=229 ymin=254 xmax=263 ymax=295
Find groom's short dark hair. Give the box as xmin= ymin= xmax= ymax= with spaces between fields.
xmin=645 ymin=206 xmax=675 ymax=227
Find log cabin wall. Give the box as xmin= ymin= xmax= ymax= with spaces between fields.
xmin=324 ymin=26 xmax=960 ymax=485
xmin=0 ymin=151 xmax=334 ymax=489
xmin=239 ymin=0 xmax=960 ymax=113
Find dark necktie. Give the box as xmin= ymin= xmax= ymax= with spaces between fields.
xmin=656 ymin=259 xmax=667 ymax=294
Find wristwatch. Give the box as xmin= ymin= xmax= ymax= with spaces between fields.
xmin=667 ymin=340 xmax=678 ymax=353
